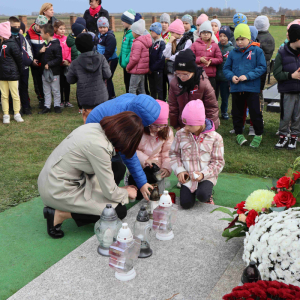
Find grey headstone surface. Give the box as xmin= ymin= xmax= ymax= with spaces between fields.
xmin=263 ymin=84 xmax=280 ymax=103
xmin=9 ymin=200 xmax=244 ymax=300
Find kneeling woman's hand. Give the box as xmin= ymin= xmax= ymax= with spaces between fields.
xmin=193 ymin=171 xmax=204 ymax=182
xmin=123 ymin=185 xmax=138 ymax=200
xmin=177 ymin=171 xmax=189 ymax=184
xmin=161 ymin=168 xmax=170 ymax=178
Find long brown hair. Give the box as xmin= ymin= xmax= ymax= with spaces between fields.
xmin=144 ymin=126 xmax=170 ymax=141
xmin=100 ymin=112 xmax=144 ymax=158
xmin=54 ymin=20 xmax=65 ymax=32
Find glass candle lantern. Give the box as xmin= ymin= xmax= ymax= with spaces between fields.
xmin=133 ymin=205 xmax=152 ymax=258
xmin=152 ymin=190 xmax=178 ymax=241
xmin=109 ymin=223 xmax=141 ymax=281
xmin=94 ymin=204 xmax=122 ymax=256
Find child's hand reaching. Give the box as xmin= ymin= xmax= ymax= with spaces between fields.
xmin=161 ymin=168 xmax=170 ymax=178
xmin=193 ymin=171 xmax=204 ymax=182
xmin=40 ymin=46 xmax=46 ymax=53
xmin=232 ymin=76 xmax=239 ymax=84
xmin=177 ymin=171 xmax=189 ymax=184
xmin=63 ymin=60 xmax=70 ymax=66
xmin=239 ymin=75 xmax=247 ymax=81
xmin=145 ymin=159 xmax=158 ymax=167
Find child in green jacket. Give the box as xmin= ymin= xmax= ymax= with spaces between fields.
xmin=119 ymin=9 xmax=136 ymax=93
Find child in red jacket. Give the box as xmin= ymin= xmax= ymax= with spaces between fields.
xmin=53 ymin=20 xmax=73 ymax=108
xmin=126 ymin=19 xmax=152 ymax=95
xmin=191 ymin=21 xmax=223 ymax=91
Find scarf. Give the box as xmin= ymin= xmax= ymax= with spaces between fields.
xmin=89 ymin=5 xmax=101 ymax=17
xmin=176 ymin=67 xmax=204 ymax=96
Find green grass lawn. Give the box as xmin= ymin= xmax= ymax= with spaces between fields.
xmin=0 ymin=26 xmax=298 ymax=212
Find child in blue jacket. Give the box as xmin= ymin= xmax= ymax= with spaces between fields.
xmin=96 ymin=17 xmax=118 ymax=99
xmin=223 ymin=24 xmax=266 ymax=148
xmin=149 ymin=22 xmax=166 ymax=101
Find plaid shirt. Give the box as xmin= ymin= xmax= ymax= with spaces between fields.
xmin=170 ymin=127 xmax=225 ymax=193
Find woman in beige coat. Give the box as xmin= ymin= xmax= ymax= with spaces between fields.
xmin=38 ymin=112 xmax=144 ymax=239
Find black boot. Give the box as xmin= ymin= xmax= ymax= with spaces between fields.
xmin=54 ymin=106 xmax=62 ymax=113
xmin=39 ymin=107 xmax=51 ymax=114
xmin=43 ymin=207 xmax=64 ymax=239
xmin=23 ymin=107 xmax=32 ymax=115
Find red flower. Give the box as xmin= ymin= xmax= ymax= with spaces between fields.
xmin=246 ymin=210 xmax=259 ymax=228
xmin=232 ymin=286 xmax=245 ymax=291
xmin=277 ymin=288 xmax=294 ymax=299
xmin=249 ymin=287 xmax=267 ymax=298
xmin=234 ymin=201 xmax=248 ymax=214
xmin=274 ymin=191 xmax=296 ymax=208
xmin=235 ymin=290 xmax=251 ymax=298
xmin=276 ymin=176 xmax=294 ymax=189
xmin=267 ymin=288 xmax=278 ymax=296
xmin=269 ymin=281 xmax=282 ymax=289
xmin=257 ymin=280 xmax=268 ymax=289
xmin=293 ymin=171 xmax=300 ymax=181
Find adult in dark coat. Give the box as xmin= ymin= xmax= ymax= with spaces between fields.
xmin=39 ymin=3 xmax=57 ymax=26
xmin=66 ymin=33 xmax=111 ymax=123
xmin=84 ymin=0 xmax=109 ymax=34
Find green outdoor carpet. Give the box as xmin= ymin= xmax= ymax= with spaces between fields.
xmin=0 ymin=173 xmax=272 ymax=300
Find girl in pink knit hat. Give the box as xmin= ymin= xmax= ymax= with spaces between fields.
xmin=163 ymin=19 xmax=192 ymax=83
xmin=170 ymin=99 xmax=224 ymax=209
xmin=128 ymin=100 xmax=174 ymax=199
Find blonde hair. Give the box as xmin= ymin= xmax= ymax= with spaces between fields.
xmin=39 ymin=3 xmax=53 ymax=16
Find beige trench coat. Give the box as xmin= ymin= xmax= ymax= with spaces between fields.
xmin=38 ymin=123 xmax=129 ymax=216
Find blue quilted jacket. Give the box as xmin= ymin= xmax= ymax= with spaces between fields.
xmin=86 ymin=94 xmax=161 ymax=189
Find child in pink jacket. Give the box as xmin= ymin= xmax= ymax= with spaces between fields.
xmin=191 ymin=21 xmax=223 ymax=92
xmin=126 ymin=19 xmax=152 ymax=95
xmin=170 ymin=100 xmax=224 ymax=209
xmin=53 ymin=20 xmax=72 ymax=108
xmin=128 ymin=100 xmax=174 ymax=198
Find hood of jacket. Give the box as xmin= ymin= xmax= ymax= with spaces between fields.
xmin=234 ymin=41 xmax=260 ymax=53
xmin=67 ymin=34 xmax=76 ymax=46
xmin=77 ymin=51 xmax=102 ymax=72
xmin=135 ymin=34 xmax=152 ymax=49
xmin=53 ymin=33 xmax=67 ymax=42
xmin=27 ymin=24 xmax=42 ymax=39
xmin=202 ymin=119 xmax=215 ymax=134
xmin=127 ymin=94 xmax=161 ymax=126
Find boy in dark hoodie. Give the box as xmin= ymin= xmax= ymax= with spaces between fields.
xmin=274 ymin=24 xmax=300 ymax=150
xmin=38 ymin=24 xmax=62 ymax=114
xmin=96 ymin=17 xmax=118 ymax=99
xmin=66 ymin=33 xmax=111 ymax=123
xmin=223 ymin=24 xmax=266 ymax=148
xmin=26 ymin=15 xmax=48 ymax=108
xmin=148 ymin=22 xmax=166 ymax=101
xmin=9 ymin=16 xmax=33 ymax=115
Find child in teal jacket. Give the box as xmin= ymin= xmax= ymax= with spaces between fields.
xmin=223 ymin=24 xmax=266 ymax=148
xmin=119 ymin=9 xmax=135 ymax=93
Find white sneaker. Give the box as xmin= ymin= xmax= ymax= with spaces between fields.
xmin=229 ymin=129 xmax=235 ymax=134
xmin=3 ymin=115 xmax=10 ymax=124
xmin=248 ymin=126 xmax=255 ymax=136
xmin=14 ymin=113 xmax=24 ymax=123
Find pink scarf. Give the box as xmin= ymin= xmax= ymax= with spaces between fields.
xmin=89 ymin=5 xmax=101 ymax=17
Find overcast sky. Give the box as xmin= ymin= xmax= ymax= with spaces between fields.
xmin=0 ymin=0 xmax=298 ymax=16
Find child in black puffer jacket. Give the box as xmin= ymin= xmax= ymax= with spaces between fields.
xmin=0 ymin=22 xmax=24 ymax=124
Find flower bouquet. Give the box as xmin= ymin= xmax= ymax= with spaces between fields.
xmin=211 ymin=157 xmax=300 ymax=241
xmin=243 ymin=208 xmax=300 ymax=286
xmin=223 ymin=280 xmax=300 ymax=300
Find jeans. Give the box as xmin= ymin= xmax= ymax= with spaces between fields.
xmin=180 ymin=181 xmax=214 ymax=209
xmin=216 ymin=81 xmax=230 ymax=114
xmin=129 ymin=74 xmax=145 ymax=95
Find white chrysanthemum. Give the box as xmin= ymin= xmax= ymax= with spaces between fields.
xmin=243 ymin=208 xmax=300 ymax=286
xmin=244 ymin=189 xmax=275 ymax=212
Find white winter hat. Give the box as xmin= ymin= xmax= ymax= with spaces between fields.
xmin=199 ymin=21 xmax=213 ymax=35
xmin=211 ymin=19 xmax=221 ymax=30
xmin=254 ymin=16 xmax=270 ymax=31
xmin=131 ymin=19 xmax=146 ymax=36
xmin=160 ymin=13 xmax=171 ymax=25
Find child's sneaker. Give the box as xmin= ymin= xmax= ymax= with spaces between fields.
xmin=275 ymin=135 xmax=288 ymax=149
xmin=222 ymin=113 xmax=229 ymax=120
xmin=237 ymin=134 xmax=247 ymax=146
xmin=60 ymin=103 xmax=65 ymax=108
xmin=3 ymin=115 xmax=10 ymax=124
xmin=248 ymin=126 xmax=255 ymax=136
xmin=14 ymin=113 xmax=24 ymax=123
xmin=64 ymin=102 xmax=74 ymax=108
xmin=205 ymin=196 xmax=215 ymax=205
xmin=39 ymin=107 xmax=51 ymax=114
xmin=54 ymin=106 xmax=62 ymax=114
xmin=288 ymin=135 xmax=298 ymax=150
xmin=250 ymin=135 xmax=262 ymax=148
xmin=78 ymin=109 xmax=83 ymax=114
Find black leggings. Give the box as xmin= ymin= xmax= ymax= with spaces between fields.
xmin=71 ymin=160 xmax=127 ymax=227
xmin=180 ymin=180 xmax=213 ymax=209
xmin=72 ymin=204 xmax=127 ymax=227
